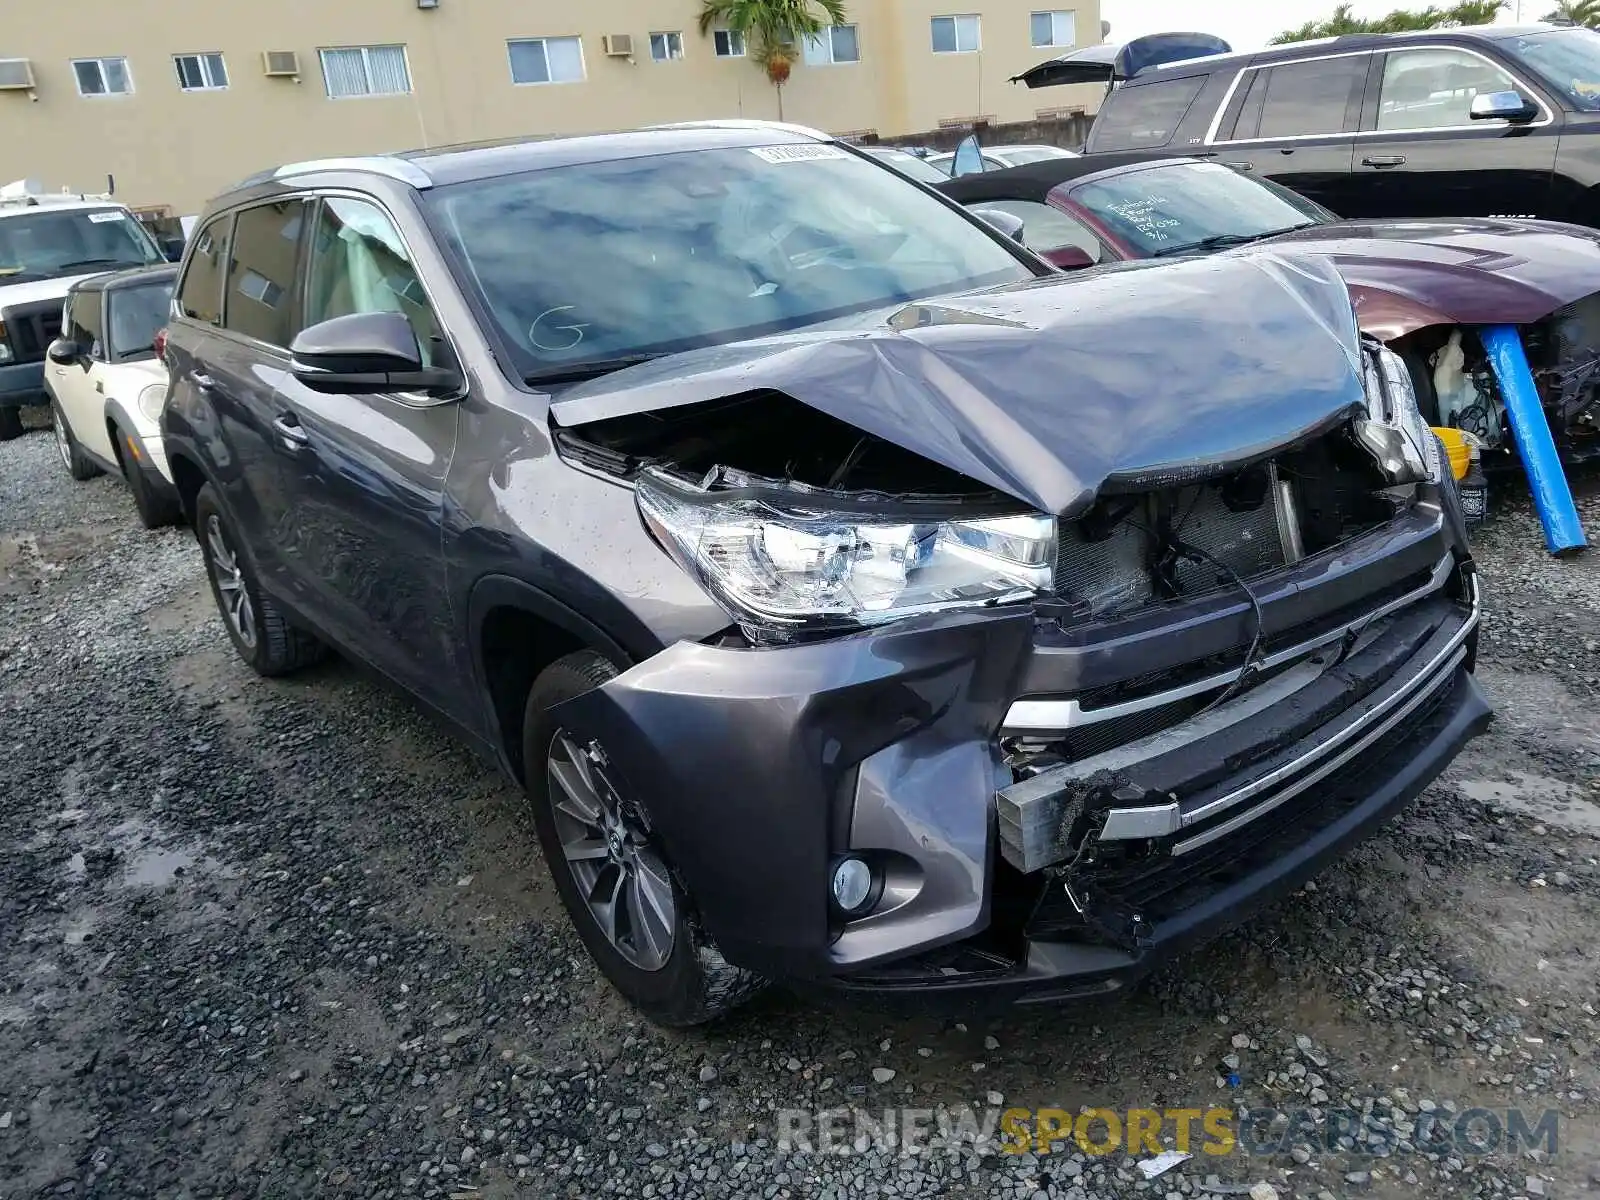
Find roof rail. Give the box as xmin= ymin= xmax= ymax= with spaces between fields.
xmin=0 ymin=178 xmax=116 ymax=208
xmin=233 ymin=156 xmax=434 ymax=192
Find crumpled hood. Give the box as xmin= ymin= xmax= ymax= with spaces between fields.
xmin=1253 ymin=217 xmax=1600 ymax=328
xmin=550 ymin=252 xmax=1367 ymax=518
xmin=0 ymin=271 xmax=102 ymax=309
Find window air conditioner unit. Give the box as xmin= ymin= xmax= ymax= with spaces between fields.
xmin=602 ymin=34 xmax=635 ymax=58
xmin=0 ymin=59 xmax=36 ymax=90
xmin=262 ymin=50 xmax=301 ymax=78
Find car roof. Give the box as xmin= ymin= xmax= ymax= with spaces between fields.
xmin=72 ymin=263 xmax=181 ymax=294
xmin=1122 ymin=21 xmax=1570 ymax=85
xmin=936 ymin=151 xmax=1191 ymax=204
xmin=0 ymin=197 xmax=127 ymax=219
xmin=219 ymin=121 xmax=834 ymax=201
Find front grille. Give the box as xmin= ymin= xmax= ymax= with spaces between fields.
xmin=1025 ymin=667 xmax=1460 ymax=938
xmin=2 ymin=300 xmax=64 ymax=362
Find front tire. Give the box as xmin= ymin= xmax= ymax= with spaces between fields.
xmin=522 ymin=650 xmax=766 ymax=1026
xmin=52 ymin=402 xmax=101 ymax=481
xmin=194 ymin=483 xmax=326 ymax=676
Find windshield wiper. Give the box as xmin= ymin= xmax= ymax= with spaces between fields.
xmin=1150 ymin=222 xmax=1323 ymax=258
xmin=54 ymin=258 xmax=147 ymax=272
xmin=1150 ymin=233 xmax=1267 ymax=257
xmin=523 ymin=354 xmax=663 ymax=386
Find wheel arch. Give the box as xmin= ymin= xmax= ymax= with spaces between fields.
xmin=466 ymin=574 xmax=654 ymax=785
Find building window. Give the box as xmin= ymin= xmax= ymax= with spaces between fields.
xmin=319 ymin=45 xmax=412 ymax=98
xmin=931 ymin=16 xmax=981 ymax=54
xmin=650 ymin=32 xmax=685 ymax=62
xmin=507 ymin=37 xmax=585 ymax=85
xmin=713 ymin=29 xmax=746 ymax=57
xmin=72 ymin=57 xmax=132 ymax=97
xmin=174 ymin=52 xmax=228 ymax=91
xmin=803 ymin=25 xmax=860 ymax=65
xmin=1030 ymin=11 xmax=1076 ymax=48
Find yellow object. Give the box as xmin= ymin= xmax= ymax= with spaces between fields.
xmin=1432 ymin=426 xmax=1474 ymax=481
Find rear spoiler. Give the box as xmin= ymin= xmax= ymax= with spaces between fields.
xmin=1012 ymin=32 xmax=1232 ymax=89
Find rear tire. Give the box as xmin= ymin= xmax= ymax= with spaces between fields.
xmin=52 ymin=402 xmax=102 ymax=482
xmin=522 ymin=649 xmax=766 ymax=1026
xmin=116 ymin=425 xmax=181 ymax=528
xmin=194 ymin=483 xmax=327 ymax=676
xmin=0 ymin=406 xmax=23 ymax=442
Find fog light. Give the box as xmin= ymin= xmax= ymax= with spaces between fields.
xmin=830 ymin=857 xmax=874 ymax=914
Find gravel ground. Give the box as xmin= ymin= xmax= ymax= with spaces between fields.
xmin=3 ymin=415 xmax=1599 ymax=1200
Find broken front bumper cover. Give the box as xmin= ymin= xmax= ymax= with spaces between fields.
xmin=547 ymin=505 xmax=1488 ymax=1002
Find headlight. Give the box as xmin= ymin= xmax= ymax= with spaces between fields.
xmin=1356 ymin=342 xmax=1442 ymax=485
xmin=636 ymin=470 xmax=1055 ymax=639
xmin=137 ymin=382 xmax=166 ymax=423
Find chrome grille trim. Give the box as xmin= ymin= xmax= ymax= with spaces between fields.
xmin=1002 ymin=551 xmax=1453 ymax=735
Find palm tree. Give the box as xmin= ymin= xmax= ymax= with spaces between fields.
xmin=1543 ymin=0 xmax=1600 ymax=26
xmin=699 ymin=0 xmax=849 ymax=119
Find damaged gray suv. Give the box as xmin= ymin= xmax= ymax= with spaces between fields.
xmin=160 ymin=122 xmax=1491 ymax=1025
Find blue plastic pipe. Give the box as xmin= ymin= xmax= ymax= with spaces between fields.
xmin=1479 ymin=324 xmax=1588 ymax=557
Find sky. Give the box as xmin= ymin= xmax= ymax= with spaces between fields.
xmin=1098 ymin=0 xmax=1541 ymax=53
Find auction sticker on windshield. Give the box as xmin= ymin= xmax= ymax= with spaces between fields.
xmin=749 ymin=144 xmax=851 ymax=164
xmin=87 ymin=211 xmax=128 ymax=223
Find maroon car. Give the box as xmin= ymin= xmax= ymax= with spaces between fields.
xmin=939 ymin=151 xmax=1600 ymax=489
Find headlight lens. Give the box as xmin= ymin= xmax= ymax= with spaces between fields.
xmin=137 ymin=382 xmax=166 ymax=422
xmin=1357 ymin=342 xmax=1441 ymax=485
xmin=637 ymin=471 xmax=1055 ymax=638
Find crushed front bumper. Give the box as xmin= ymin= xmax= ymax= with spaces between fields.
xmin=549 ymin=499 xmax=1489 ymax=1000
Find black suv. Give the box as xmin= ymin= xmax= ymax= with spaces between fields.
xmin=1051 ymin=23 xmax=1600 ymax=225
xmin=160 ymin=124 xmax=1488 ymax=1024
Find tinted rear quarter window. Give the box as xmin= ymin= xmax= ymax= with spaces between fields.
xmin=223 ymin=200 xmax=309 ymax=347
xmin=177 ymin=214 xmax=230 ymax=325
xmin=1249 ymin=55 xmax=1368 ymax=139
xmin=1088 ymin=76 xmax=1206 ymax=151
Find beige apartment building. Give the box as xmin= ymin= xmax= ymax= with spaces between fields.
xmin=0 ymin=0 xmax=1103 ymax=213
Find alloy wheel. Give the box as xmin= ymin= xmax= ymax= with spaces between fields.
xmin=547 ymin=731 xmax=676 ymax=971
xmin=205 ymin=513 xmax=257 ymax=649
xmin=52 ymin=409 xmax=72 ymax=470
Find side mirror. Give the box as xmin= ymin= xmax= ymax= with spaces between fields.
xmin=951 ymin=133 xmax=986 ymax=178
xmin=46 ymin=338 xmax=80 ymax=365
xmin=971 ymin=208 xmax=1027 ymax=245
xmin=289 ymin=311 xmax=460 ymax=396
xmin=1469 ymin=90 xmax=1538 ymax=124
xmin=161 ymin=237 xmax=185 ymax=263
xmin=1043 ymin=245 xmax=1095 ymax=270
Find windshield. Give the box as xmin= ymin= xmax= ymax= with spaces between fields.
xmin=425 ymin=143 xmax=1032 ymax=378
xmin=1072 ymin=162 xmax=1329 ymax=256
xmin=108 ymin=280 xmax=175 ymax=359
xmin=1500 ymin=27 xmax=1600 ymax=111
xmin=0 ymin=207 xmax=162 ymax=282
xmin=865 ymin=148 xmax=952 ymax=185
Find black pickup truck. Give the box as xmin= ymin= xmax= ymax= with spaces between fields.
xmin=1018 ymin=24 xmax=1600 ymax=226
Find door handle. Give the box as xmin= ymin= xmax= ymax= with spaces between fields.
xmin=1362 ymin=155 xmax=1407 ymax=168
xmin=1223 ymin=161 xmax=1255 ymax=171
xmin=272 ymin=414 xmax=311 ymax=450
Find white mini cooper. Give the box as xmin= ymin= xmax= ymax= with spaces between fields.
xmin=44 ymin=264 xmax=180 ymax=527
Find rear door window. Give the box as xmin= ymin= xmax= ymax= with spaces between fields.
xmin=1246 ymin=55 xmax=1368 ymax=139
xmin=176 ymin=214 xmax=230 ymax=326
xmin=222 ymin=200 xmax=309 ymax=348
xmin=1088 ymin=76 xmax=1206 ymax=151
